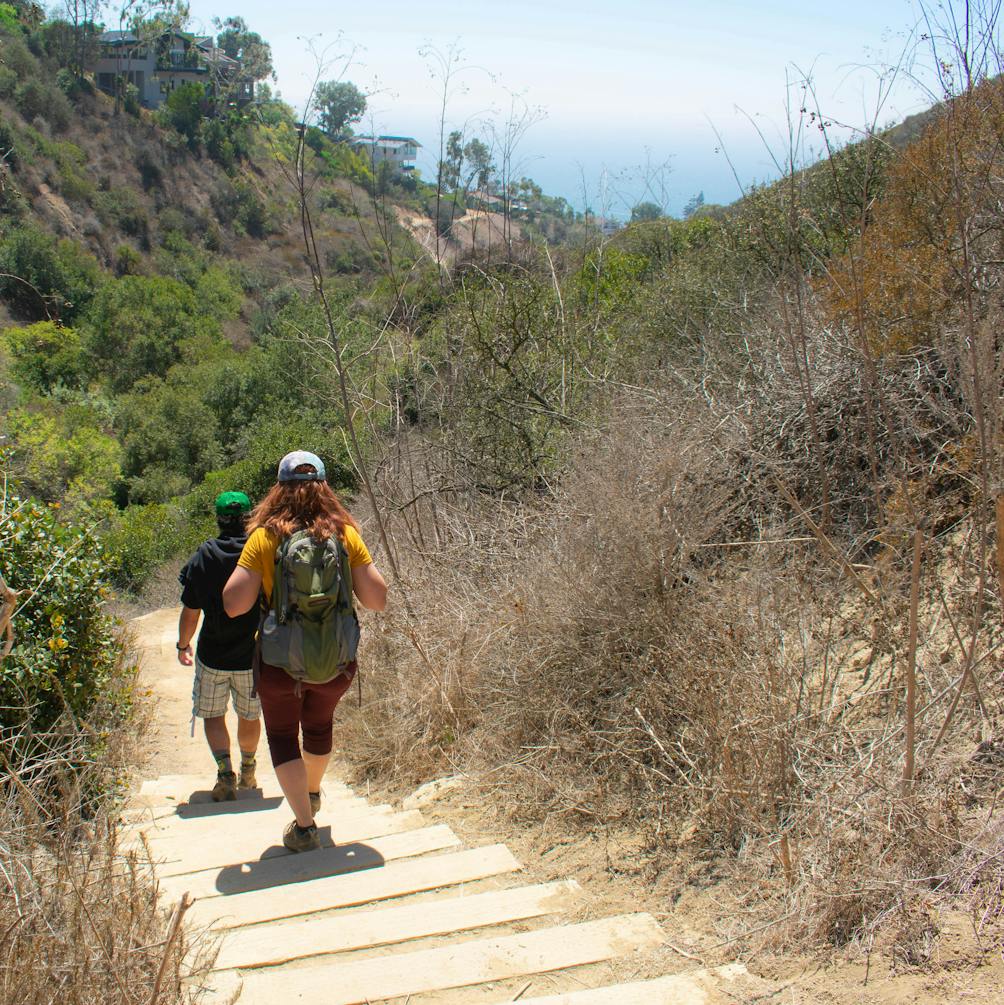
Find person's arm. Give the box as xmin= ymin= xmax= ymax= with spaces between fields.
xmin=224 ymin=566 xmax=262 ymax=617
xmin=177 ymin=606 xmax=200 ymax=666
xmin=352 ymin=563 xmax=388 ymax=611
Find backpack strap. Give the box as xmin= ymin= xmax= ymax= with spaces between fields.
xmin=271 ymin=531 xmax=302 ymax=624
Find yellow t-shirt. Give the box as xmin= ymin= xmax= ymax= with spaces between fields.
xmin=237 ymin=525 xmax=372 ymax=603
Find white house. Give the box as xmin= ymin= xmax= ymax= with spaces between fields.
xmin=349 ymin=135 xmax=421 ymax=174
xmin=93 ymin=30 xmax=250 ymax=109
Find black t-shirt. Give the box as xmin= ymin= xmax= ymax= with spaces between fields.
xmin=178 ymin=533 xmax=258 ymax=670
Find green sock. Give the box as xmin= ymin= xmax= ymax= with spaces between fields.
xmin=240 ymin=750 xmax=256 ymax=769
xmin=212 ymin=750 xmax=232 ymax=775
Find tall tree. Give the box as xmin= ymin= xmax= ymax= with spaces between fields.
xmin=630 ymin=201 xmax=662 ymax=222
xmin=462 ymin=137 xmax=493 ymax=191
xmin=312 ymin=80 xmax=366 ymax=139
xmin=213 ymin=15 xmax=273 ymax=85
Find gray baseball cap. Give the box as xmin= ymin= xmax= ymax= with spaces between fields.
xmin=277 ymin=450 xmax=326 ymax=482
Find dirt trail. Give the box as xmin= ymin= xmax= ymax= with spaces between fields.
xmin=128 ymin=607 xmax=1004 ymax=1004
xmin=126 ymin=607 xmax=775 ymax=1004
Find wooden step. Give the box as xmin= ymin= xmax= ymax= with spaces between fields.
xmin=128 ymin=802 xmax=398 ymax=842
xmin=211 ymin=913 xmax=665 ymax=1004
xmin=500 ymin=965 xmax=756 ymax=1004
xmin=148 ymin=810 xmax=429 ymax=878
xmin=214 ymin=880 xmax=579 ymax=971
xmin=130 ymin=776 xmax=359 ymax=812
xmin=187 ymin=843 xmax=521 ymax=929
xmin=158 ymin=824 xmax=462 ymax=902
xmin=139 ymin=773 xmax=355 ymax=798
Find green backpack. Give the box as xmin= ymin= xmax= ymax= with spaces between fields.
xmin=258 ymin=529 xmax=359 ymax=683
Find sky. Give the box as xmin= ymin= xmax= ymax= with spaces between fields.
xmin=178 ymin=0 xmax=947 ymax=218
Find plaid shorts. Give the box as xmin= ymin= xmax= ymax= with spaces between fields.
xmin=192 ymin=655 xmax=261 ymax=720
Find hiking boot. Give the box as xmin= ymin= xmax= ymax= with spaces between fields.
xmin=283 ymin=819 xmax=320 ymax=853
xmin=309 ymin=790 xmax=321 ymax=816
xmin=211 ymin=771 xmax=237 ymax=802
xmin=238 ymin=762 xmax=257 ymax=790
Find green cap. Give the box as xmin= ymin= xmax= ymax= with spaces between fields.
xmin=215 ymin=491 xmax=251 ymax=517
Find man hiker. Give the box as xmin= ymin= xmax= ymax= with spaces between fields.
xmin=177 ymin=491 xmax=262 ymax=801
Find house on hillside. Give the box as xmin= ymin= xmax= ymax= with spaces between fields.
xmin=466 ymin=188 xmax=529 ymax=214
xmin=93 ymin=30 xmax=251 ymax=109
xmin=349 ymin=135 xmax=421 ymax=174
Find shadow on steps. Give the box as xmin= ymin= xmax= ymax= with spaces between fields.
xmin=214 ymin=841 xmax=386 ymax=896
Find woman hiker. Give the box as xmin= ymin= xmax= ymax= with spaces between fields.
xmin=223 ymin=451 xmax=388 ymax=852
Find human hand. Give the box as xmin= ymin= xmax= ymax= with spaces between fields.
xmin=177 ymin=643 xmax=193 ymax=666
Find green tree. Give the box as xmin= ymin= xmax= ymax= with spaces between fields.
xmin=3 ymin=321 xmax=85 ymax=391
xmin=438 ymin=129 xmax=463 ymax=190
xmin=82 ymin=275 xmax=218 ymax=391
xmin=6 ymin=406 xmax=121 ymax=505
xmin=682 ymin=191 xmax=705 ymax=218
xmin=160 ymin=81 xmax=205 ymax=147
xmin=0 ymin=227 xmax=103 ymax=322
xmin=630 ymin=201 xmax=663 ymax=223
xmin=462 ymin=137 xmax=493 ymax=190
xmin=312 ymin=80 xmax=366 ymax=139
xmin=116 ymin=374 xmax=224 ymax=501
xmin=214 ymin=15 xmax=273 ymax=86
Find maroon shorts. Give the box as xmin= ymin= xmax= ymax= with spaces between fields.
xmin=256 ymin=661 xmax=356 ymax=767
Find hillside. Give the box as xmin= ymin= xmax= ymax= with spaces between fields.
xmin=3 ymin=2 xmax=1004 ymax=1002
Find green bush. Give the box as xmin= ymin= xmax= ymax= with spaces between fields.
xmin=0 ymin=4 xmax=19 ymax=31
xmin=13 ymin=79 xmax=70 ymax=131
xmin=114 ymin=243 xmax=142 ymax=276
xmin=0 ymin=66 xmax=16 ymax=98
xmin=92 ymin=188 xmax=149 ymax=242
xmin=134 ymin=148 xmax=163 ymax=191
xmin=0 ymin=115 xmax=17 ymax=167
xmin=210 ymin=179 xmax=270 ymax=237
xmin=3 ymin=320 xmax=85 ymax=391
xmin=159 ymin=81 xmax=205 ymax=147
xmin=116 ymin=374 xmax=226 ymax=501
xmin=4 ymin=406 xmax=122 ymax=505
xmin=0 ymin=226 xmax=104 ymax=322
xmin=1 ymin=33 xmax=37 ymax=78
xmin=203 ymin=112 xmax=252 ymax=171
xmin=55 ymin=67 xmax=80 ymax=100
xmin=156 ymin=205 xmax=195 ymax=243
xmin=0 ymin=495 xmax=132 ymax=752
xmin=101 ymin=500 xmax=190 ymax=593
xmin=122 ymin=82 xmax=140 ymax=117
xmin=81 ymin=274 xmax=219 ymax=392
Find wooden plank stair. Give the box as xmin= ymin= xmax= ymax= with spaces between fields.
xmin=127 ymin=771 xmax=759 ymax=1004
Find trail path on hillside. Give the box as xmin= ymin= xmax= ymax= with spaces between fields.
xmin=125 ymin=607 xmax=773 ymax=1004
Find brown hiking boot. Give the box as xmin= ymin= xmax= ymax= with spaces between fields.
xmin=211 ymin=771 xmax=237 ymax=802
xmin=309 ymin=790 xmax=321 ymax=816
xmin=283 ymin=819 xmax=320 ymax=853
xmin=238 ymin=762 xmax=257 ymax=790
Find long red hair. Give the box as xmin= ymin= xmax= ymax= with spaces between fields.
xmin=247 ymin=480 xmax=358 ymax=542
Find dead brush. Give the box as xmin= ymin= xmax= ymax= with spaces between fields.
xmin=0 ymin=694 xmax=208 ymax=1003
xmin=342 ymin=347 xmax=1002 ymax=958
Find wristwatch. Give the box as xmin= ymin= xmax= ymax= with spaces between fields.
xmin=176 ymin=642 xmax=189 ymax=650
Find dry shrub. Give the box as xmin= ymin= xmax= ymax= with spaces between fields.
xmin=342 ymin=302 xmax=1003 ymax=956
xmin=0 ymin=683 xmax=208 ymax=1003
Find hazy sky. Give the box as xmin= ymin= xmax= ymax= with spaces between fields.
xmin=179 ymin=1 xmax=943 ymax=217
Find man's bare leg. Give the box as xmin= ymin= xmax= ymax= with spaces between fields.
xmin=236 ymin=716 xmax=261 ymax=788
xmin=203 ymin=715 xmax=230 ymax=765
xmin=236 ymin=715 xmax=261 ymax=754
